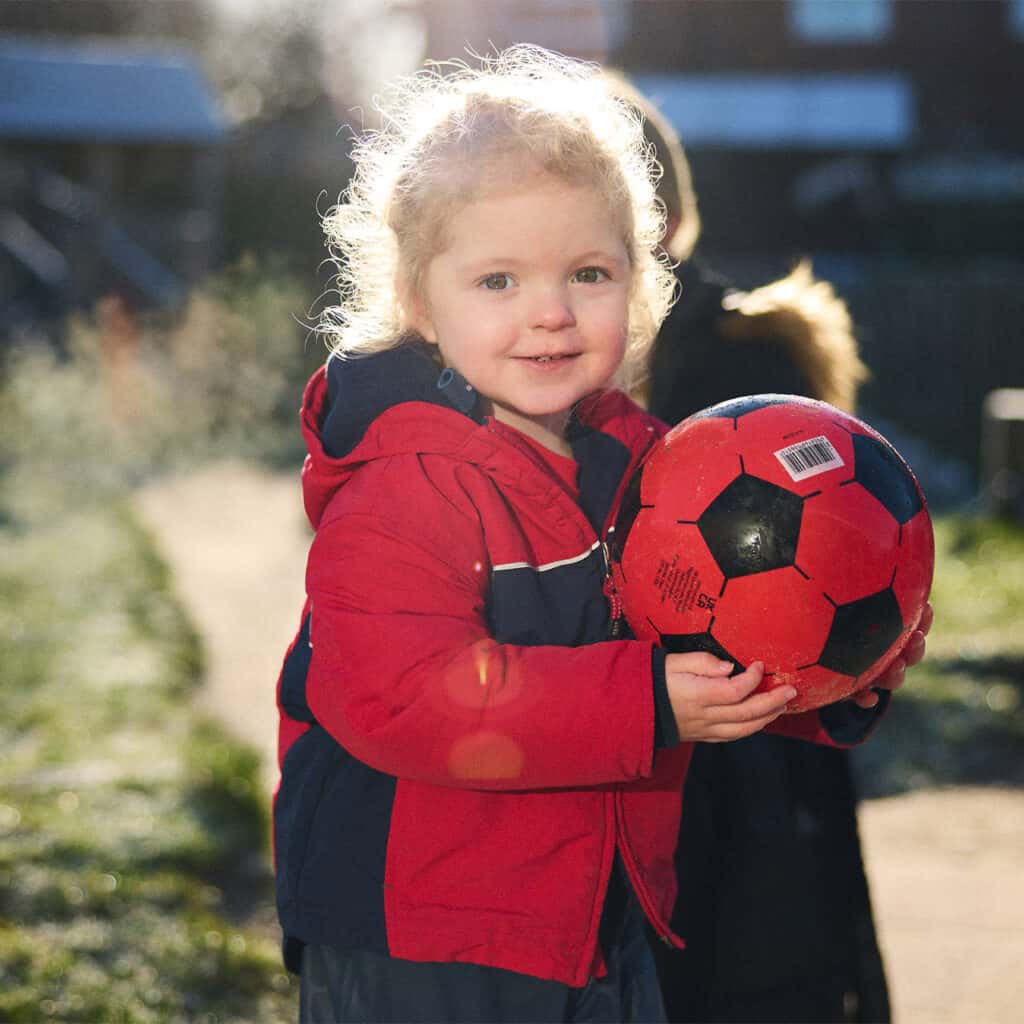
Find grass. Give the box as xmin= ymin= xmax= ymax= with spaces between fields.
xmin=0 ymin=503 xmax=297 ymax=1022
xmin=852 ymin=514 xmax=1024 ymax=797
xmin=0 ymin=262 xmax=312 ymax=1019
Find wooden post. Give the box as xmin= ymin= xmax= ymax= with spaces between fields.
xmin=980 ymin=388 xmax=1024 ymax=520
xmin=98 ymin=292 xmax=140 ymax=426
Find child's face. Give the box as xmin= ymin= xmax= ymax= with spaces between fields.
xmin=408 ymin=174 xmax=631 ymax=452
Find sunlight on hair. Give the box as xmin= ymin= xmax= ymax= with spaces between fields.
xmin=318 ymin=44 xmax=675 ymax=394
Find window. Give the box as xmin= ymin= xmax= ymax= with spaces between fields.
xmin=789 ymin=0 xmax=892 ymax=43
xmin=1009 ymin=0 xmax=1024 ymax=37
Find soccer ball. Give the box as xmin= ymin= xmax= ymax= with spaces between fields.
xmin=608 ymin=395 xmax=934 ymax=712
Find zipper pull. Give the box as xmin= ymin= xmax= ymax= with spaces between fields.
xmin=601 ymin=542 xmax=625 ymax=639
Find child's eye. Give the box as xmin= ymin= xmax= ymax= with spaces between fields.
xmin=573 ymin=267 xmax=609 ymax=284
xmin=480 ymin=273 xmax=514 ymax=291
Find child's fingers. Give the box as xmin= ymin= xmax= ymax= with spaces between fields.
xmin=697 ymin=664 xmax=797 ymax=738
xmin=666 ymin=660 xmax=798 ymax=742
xmin=865 ymin=621 xmax=927 ymax=700
xmin=703 ymin=708 xmax=790 ymax=742
xmin=708 ymin=679 xmax=796 ymax=724
xmin=849 ymin=686 xmax=883 ymax=709
xmin=688 ymin=660 xmax=768 ymax=705
xmin=700 ymin=688 xmax=796 ymax=740
xmin=901 ymin=627 xmax=927 ymax=668
xmin=664 ymin=651 xmax=736 ymax=678
xmin=919 ymin=602 xmax=934 ymax=636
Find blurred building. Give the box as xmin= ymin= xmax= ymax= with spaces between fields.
xmin=422 ymin=0 xmax=630 ymax=63
xmin=615 ymin=0 xmax=1024 ymax=262
xmin=0 ymin=36 xmax=226 ymax=340
xmin=418 ymin=0 xmax=1024 ymax=262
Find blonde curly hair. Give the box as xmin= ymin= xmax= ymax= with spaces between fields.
xmin=319 ymin=45 xmax=676 ymax=393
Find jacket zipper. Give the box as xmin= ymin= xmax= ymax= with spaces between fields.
xmin=599 ymin=430 xmax=659 ymax=642
xmin=602 ymin=528 xmax=677 ymax=945
xmin=600 ymin=541 xmax=626 ymax=640
xmin=613 ymin=790 xmax=683 ymax=948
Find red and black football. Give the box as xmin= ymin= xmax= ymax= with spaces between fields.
xmin=608 ymin=394 xmax=934 ymax=712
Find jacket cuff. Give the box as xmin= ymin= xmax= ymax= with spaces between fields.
xmin=818 ymin=687 xmax=891 ymax=746
xmin=651 ymin=646 xmax=680 ymax=750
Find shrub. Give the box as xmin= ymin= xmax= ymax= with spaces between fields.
xmin=0 ymin=256 xmax=324 ymax=527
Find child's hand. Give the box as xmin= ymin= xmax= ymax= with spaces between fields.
xmin=848 ymin=601 xmax=934 ymax=709
xmin=665 ymin=653 xmax=796 ymax=743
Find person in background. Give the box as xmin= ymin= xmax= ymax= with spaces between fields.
xmin=610 ymin=71 xmax=898 ymax=1024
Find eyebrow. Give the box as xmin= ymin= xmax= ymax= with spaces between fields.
xmin=574 ymin=250 xmax=629 ymax=267
xmin=458 ymin=250 xmax=629 ymax=275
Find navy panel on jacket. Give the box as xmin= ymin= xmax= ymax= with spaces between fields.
xmin=279 ymin=612 xmax=315 ymax=723
xmin=322 ymin=345 xmax=484 ymax=459
xmin=485 ymin=426 xmax=630 ymax=649
xmin=570 ymin=425 xmax=633 ymax=536
xmin=275 ymin=725 xmax=395 ymax=970
xmin=488 ymin=545 xmax=609 ymax=647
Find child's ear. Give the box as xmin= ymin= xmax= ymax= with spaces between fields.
xmin=396 ymin=270 xmax=437 ymax=344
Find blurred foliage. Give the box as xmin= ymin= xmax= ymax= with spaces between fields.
xmin=853 ymin=515 xmax=1024 ymax=798
xmin=0 ymin=257 xmax=314 ymax=1018
xmin=223 ymin=163 xmax=338 ymax=271
xmin=0 ymin=255 xmax=324 ymax=527
xmin=0 ymin=500 xmax=296 ymax=1021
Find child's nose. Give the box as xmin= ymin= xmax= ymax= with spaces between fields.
xmin=530 ymin=288 xmax=576 ymax=331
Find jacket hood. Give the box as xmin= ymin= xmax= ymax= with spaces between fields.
xmin=299 ymin=343 xmax=658 ymax=531
xmin=299 ymin=343 xmax=487 ymax=528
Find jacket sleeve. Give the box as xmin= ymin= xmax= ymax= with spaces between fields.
xmin=303 ymin=457 xmax=658 ymax=791
xmin=765 ymin=694 xmax=888 ymax=747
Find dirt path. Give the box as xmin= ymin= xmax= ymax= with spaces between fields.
xmin=136 ymin=460 xmax=308 ymax=795
xmin=136 ymin=460 xmax=1024 ymax=1024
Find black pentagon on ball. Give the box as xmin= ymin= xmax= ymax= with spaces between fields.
xmin=689 ymin=393 xmax=797 ymax=422
xmin=697 ymin=474 xmax=804 ymax=578
xmin=818 ymin=588 xmax=905 ymax=677
xmin=660 ymin=631 xmax=744 ymax=674
xmin=852 ymin=433 xmax=923 ymax=525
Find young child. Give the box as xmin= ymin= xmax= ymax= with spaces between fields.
xmin=273 ymin=46 xmax=922 ymax=1023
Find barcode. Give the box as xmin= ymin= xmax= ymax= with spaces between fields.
xmin=774 ymin=436 xmax=844 ymax=481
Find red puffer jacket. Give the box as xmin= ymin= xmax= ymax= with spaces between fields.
xmin=273 ymin=344 xmax=879 ymax=986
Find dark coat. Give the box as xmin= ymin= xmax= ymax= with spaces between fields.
xmin=647 ymin=260 xmax=891 ymax=1024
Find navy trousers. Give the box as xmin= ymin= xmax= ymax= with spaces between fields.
xmin=299 ymin=877 xmax=666 ymax=1023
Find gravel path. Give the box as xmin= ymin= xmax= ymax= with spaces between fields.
xmin=136 ymin=460 xmax=1024 ymax=1024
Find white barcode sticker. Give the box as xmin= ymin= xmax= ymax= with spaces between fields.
xmin=773 ymin=435 xmax=845 ymax=481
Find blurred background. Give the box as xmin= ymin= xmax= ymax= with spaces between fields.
xmin=1 ymin=1 xmax=1022 ymax=1022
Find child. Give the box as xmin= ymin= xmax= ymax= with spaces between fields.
xmin=273 ymin=46 xmax=922 ymax=1023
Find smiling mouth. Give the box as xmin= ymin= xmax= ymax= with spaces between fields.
xmin=526 ymin=354 xmax=576 ymax=363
